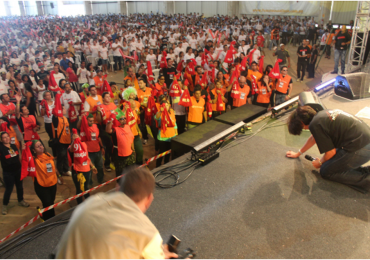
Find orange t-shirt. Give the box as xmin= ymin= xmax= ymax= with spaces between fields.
xmin=100 ymin=102 xmax=117 ymax=123
xmin=114 ymin=125 xmax=134 ymax=157
xmin=93 ymin=76 xmax=104 ymax=95
xmin=84 ymin=124 xmax=100 ymax=153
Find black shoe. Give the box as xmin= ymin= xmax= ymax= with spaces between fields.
xmin=330 ymin=71 xmax=338 ymax=74
xmin=341 ymin=71 xmax=345 ymax=74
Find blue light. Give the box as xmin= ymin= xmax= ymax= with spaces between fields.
xmin=314 ymin=78 xmax=336 ymax=92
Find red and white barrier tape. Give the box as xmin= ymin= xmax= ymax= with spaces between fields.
xmin=0 ymin=150 xmax=171 ymax=243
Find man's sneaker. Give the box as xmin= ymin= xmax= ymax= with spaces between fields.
xmin=330 ymin=71 xmax=338 ymax=74
xmin=18 ymin=200 xmax=30 ymax=207
xmin=2 ymin=205 xmax=7 ymax=215
xmin=297 ymin=79 xmax=300 ymax=82
xmin=62 ymin=171 xmax=72 ymax=176
xmin=143 ymin=139 xmax=148 ymax=145
xmin=105 ymin=166 xmax=112 ymax=172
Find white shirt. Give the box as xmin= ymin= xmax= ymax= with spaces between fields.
xmin=61 ymin=91 xmax=82 ymax=118
xmin=189 ymin=39 xmax=198 ymax=49
xmin=87 ymin=70 xmax=96 ymax=86
xmin=77 ymin=68 xmax=88 ymax=84
xmin=36 ymin=84 xmax=46 ymax=101
xmin=146 ymin=54 xmax=156 ymax=68
xmin=53 ymin=73 xmax=66 ymax=88
xmin=99 ymin=47 xmax=108 ymax=59
xmin=90 ymin=45 xmax=100 ymax=57
xmin=55 ymin=192 xmax=165 ymax=259
xmin=112 ymin=43 xmax=122 ymax=56
xmin=40 ymin=100 xmax=55 ymax=124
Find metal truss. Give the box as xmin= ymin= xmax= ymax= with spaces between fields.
xmin=346 ymin=1 xmax=370 ymax=73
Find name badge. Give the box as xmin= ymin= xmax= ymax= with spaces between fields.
xmin=82 ymin=161 xmax=88 ymax=166
xmin=302 ymin=51 xmax=305 ymax=56
xmin=46 ymin=163 xmax=53 ymax=173
xmin=262 ymin=88 xmax=267 ymax=95
xmin=97 ymin=102 xmax=101 ymax=105
xmin=91 ymin=132 xmax=96 ymax=141
xmin=10 ymin=137 xmax=15 ymax=144
xmin=240 ymin=92 xmax=246 ymax=100
xmin=279 ymin=81 xmax=284 ymax=88
xmin=65 ymin=126 xmax=69 ymax=134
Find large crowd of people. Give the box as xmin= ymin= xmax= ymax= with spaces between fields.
xmin=0 ymin=12 xmax=347 ymax=217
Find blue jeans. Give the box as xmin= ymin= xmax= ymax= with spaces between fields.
xmin=89 ymin=151 xmax=104 ymax=184
xmin=334 ymin=49 xmax=346 ymax=73
xmin=269 ymin=39 xmax=277 ymax=50
xmin=320 ymin=143 xmax=370 ymax=193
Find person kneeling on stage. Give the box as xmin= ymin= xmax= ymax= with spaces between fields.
xmin=105 ymin=114 xmax=135 ymax=176
xmin=55 ymin=167 xmax=178 ymax=259
xmin=286 ymin=106 xmax=370 ymax=193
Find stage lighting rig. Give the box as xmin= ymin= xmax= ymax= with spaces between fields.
xmin=271 ymin=96 xmax=299 ymax=115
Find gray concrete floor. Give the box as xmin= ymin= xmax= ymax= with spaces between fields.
xmin=0 ymin=42 xmax=336 ymax=240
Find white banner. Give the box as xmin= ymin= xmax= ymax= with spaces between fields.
xmin=240 ymin=1 xmax=320 ymax=17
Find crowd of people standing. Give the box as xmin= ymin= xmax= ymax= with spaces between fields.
xmin=0 ymin=12 xmax=343 ymax=218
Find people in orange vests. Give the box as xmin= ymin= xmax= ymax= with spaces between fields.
xmin=30 ymin=140 xmax=58 ymax=220
xmin=93 ymin=70 xmax=105 ymax=95
xmin=211 ymin=80 xmax=228 ymax=117
xmin=256 ymin=74 xmax=272 ymax=108
xmin=275 ymin=66 xmax=293 ymax=106
xmin=155 ymin=97 xmax=177 ymax=167
xmin=187 ymin=85 xmax=207 ymax=129
xmin=83 ymin=86 xmax=103 ymax=123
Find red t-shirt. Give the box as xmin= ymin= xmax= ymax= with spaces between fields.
xmin=66 ymin=68 xmax=78 ymax=82
xmin=257 ymin=35 xmax=265 ymax=47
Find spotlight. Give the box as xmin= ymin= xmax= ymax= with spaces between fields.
xmin=272 ymin=96 xmax=299 ymax=114
xmin=193 ymin=121 xmax=245 ymax=152
xmin=313 ymin=78 xmax=336 ymax=93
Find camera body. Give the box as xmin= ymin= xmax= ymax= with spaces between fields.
xmin=167 ymin=235 xmax=196 ymax=259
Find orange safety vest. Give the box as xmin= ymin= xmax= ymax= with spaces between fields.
xmin=124 ymin=76 xmax=139 ymax=90
xmin=52 ymin=116 xmax=71 ymax=144
xmin=233 ymin=84 xmax=250 ymax=107
xmin=137 ymin=87 xmax=152 ymax=106
xmin=84 ymin=124 xmax=100 ymax=153
xmin=93 ymin=76 xmax=104 ymax=95
xmin=8 ymin=126 xmax=20 ymax=150
xmin=73 ymin=142 xmax=91 ymax=172
xmin=22 ymin=115 xmax=37 ymax=141
xmin=100 ymin=102 xmax=117 ymax=122
xmin=129 ymin=111 xmax=139 ymax=136
xmin=256 ymin=82 xmax=272 ymax=104
xmin=188 ymin=96 xmax=205 ymax=123
xmin=34 ymin=153 xmax=58 ymax=187
xmin=86 ymin=95 xmax=103 ymax=122
xmin=0 ymin=103 xmax=16 ymax=125
xmin=114 ymin=125 xmax=134 ymax=157
xmin=160 ymin=111 xmax=177 ymax=138
xmin=276 ymin=74 xmax=292 ymax=94
xmin=211 ymin=88 xmax=226 ymax=111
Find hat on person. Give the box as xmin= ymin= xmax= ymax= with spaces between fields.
xmin=280 ymin=43 xmax=284 ymax=47
xmin=0 ymin=71 xmax=6 ymax=75
xmin=38 ymin=62 xmax=44 ymax=68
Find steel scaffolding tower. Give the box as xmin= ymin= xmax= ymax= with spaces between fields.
xmin=346 ymin=1 xmax=370 ymax=73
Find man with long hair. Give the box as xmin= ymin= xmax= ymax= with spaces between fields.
xmin=286 ymin=106 xmax=370 ymax=193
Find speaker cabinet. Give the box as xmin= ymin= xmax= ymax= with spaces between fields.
xmin=334 ymin=72 xmax=370 ymax=100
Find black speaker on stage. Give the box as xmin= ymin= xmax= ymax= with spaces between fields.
xmin=298 ymin=91 xmax=326 ymax=112
xmin=50 ymin=3 xmax=54 ymax=9
xmin=334 ymin=72 xmax=370 ymax=100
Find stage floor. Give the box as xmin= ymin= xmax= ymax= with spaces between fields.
xmin=2 ymin=91 xmax=370 ymax=259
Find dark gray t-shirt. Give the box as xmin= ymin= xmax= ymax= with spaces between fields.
xmin=275 ymin=49 xmax=290 ymax=64
xmin=309 ymin=109 xmax=370 ymax=154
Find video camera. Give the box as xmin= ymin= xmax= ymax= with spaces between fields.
xmin=168 ymin=235 xmax=196 ymax=259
